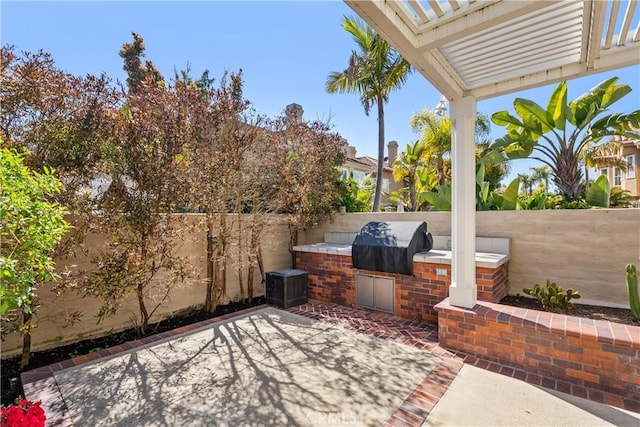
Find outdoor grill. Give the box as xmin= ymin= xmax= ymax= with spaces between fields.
xmin=351 ymin=221 xmax=433 ymax=276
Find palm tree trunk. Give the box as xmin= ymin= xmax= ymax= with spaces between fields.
xmin=409 ymin=176 xmax=417 ymax=211
xmin=372 ymin=94 xmax=385 ymax=212
xmin=584 ymin=166 xmax=590 ymax=192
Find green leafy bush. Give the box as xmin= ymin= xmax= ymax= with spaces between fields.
xmin=0 ymin=148 xmax=69 ymax=315
xmin=523 ymin=280 xmax=581 ymax=312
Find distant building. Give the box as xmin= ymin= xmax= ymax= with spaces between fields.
xmin=594 ymin=134 xmax=639 ymax=205
xmin=340 ymin=141 xmax=402 ymax=206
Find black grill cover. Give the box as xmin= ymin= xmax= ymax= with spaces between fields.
xmin=352 ymin=221 xmax=433 ymax=275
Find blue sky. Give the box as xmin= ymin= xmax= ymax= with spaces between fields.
xmin=2 ymin=1 xmax=639 ymax=184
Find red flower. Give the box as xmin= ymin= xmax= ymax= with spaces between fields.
xmin=1 ymin=400 xmax=46 ymax=427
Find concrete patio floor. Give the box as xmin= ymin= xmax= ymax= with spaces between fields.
xmin=22 ymin=301 xmax=640 ymax=426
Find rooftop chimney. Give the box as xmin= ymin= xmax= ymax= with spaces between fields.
xmin=387 ymin=141 xmax=398 ymax=166
xmin=285 ymin=103 xmax=304 ymax=124
xmin=346 ymin=145 xmax=357 ymax=159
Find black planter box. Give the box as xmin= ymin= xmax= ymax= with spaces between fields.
xmin=266 ymin=269 xmax=308 ymax=308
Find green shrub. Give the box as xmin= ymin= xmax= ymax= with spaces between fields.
xmin=523 ymin=280 xmax=580 ymax=312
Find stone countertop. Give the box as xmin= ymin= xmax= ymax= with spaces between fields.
xmin=293 ymin=243 xmax=510 ymax=269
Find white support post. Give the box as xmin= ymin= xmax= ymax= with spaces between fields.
xmin=449 ymin=96 xmax=477 ymax=308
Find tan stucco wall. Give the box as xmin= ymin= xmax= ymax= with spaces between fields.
xmin=4 ymin=209 xmax=638 ymax=358
xmin=300 ymin=209 xmax=640 ymax=308
xmin=1 ymin=214 xmax=292 ymax=358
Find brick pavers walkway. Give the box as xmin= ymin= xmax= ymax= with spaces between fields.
xmin=287 ymin=300 xmax=640 ymax=424
xmin=288 ymin=301 xmax=461 ymax=426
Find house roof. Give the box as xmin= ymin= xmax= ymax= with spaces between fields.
xmin=344 ymin=156 xmax=373 ymax=169
xmin=356 ymin=155 xmax=394 ymax=174
xmin=345 ymin=0 xmax=640 ymax=101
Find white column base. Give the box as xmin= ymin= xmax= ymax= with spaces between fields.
xmin=449 ymin=282 xmax=477 ymax=308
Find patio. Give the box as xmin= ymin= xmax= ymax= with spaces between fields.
xmin=22 ymin=300 xmax=639 ymax=426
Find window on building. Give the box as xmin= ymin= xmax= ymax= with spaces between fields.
xmin=614 ymin=167 xmax=622 ymax=186
xmin=341 ymin=169 xmax=349 ymax=180
xmin=382 ymin=178 xmax=390 ymax=194
xmin=599 ymin=168 xmax=608 ymax=176
xmin=625 ymin=155 xmax=636 ymax=179
xmin=352 ymin=171 xmax=366 ymax=184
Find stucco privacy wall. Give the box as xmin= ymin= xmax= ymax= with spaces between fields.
xmin=1 ymin=214 xmax=292 ymax=358
xmin=299 ymin=209 xmax=640 ymax=308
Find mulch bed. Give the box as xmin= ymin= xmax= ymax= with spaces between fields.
xmin=501 ymin=294 xmax=640 ymax=327
xmin=1 ymin=297 xmax=265 ymax=406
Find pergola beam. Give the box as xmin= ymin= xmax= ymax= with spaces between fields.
xmin=586 ymin=0 xmax=607 ymax=70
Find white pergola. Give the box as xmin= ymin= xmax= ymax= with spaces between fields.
xmin=346 ymin=0 xmax=640 ymax=308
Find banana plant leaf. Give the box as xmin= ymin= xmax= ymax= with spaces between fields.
xmin=501 ymin=177 xmax=520 ymax=210
xmin=422 ymin=186 xmax=451 ymax=211
xmin=585 ymin=174 xmax=610 ymax=207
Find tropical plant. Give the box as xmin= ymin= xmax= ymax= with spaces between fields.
xmin=422 ymin=163 xmax=520 ymax=211
xmin=476 ymin=140 xmax=510 ymax=192
xmin=609 ymin=186 xmax=634 ymax=208
xmin=392 ymin=141 xmax=427 ymax=211
xmin=477 ymin=164 xmax=520 ymax=211
xmin=517 ymin=172 xmax=534 ymax=196
xmin=412 ymin=110 xmax=500 ymax=187
xmin=410 ymin=110 xmax=451 ymax=186
xmin=326 ymin=16 xmax=411 ymax=212
xmin=585 ymin=174 xmax=610 ymax=208
xmin=518 ymin=191 xmax=548 ymax=210
xmin=0 ymin=148 xmax=70 ymax=368
xmin=356 ymin=175 xmax=376 ymax=211
xmin=530 ymin=165 xmax=552 ymax=195
xmin=491 ymin=77 xmax=640 ymax=201
xmin=337 ymin=174 xmax=369 ymax=213
xmin=391 ymin=166 xmax=438 ymax=211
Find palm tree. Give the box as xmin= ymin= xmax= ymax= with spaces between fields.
xmin=492 ymin=77 xmax=640 ymax=201
xmin=326 ymin=16 xmax=411 ymax=212
xmin=392 ymin=141 xmax=426 ymax=211
xmin=517 ymin=173 xmax=534 ymax=196
xmin=530 ymin=165 xmax=551 ymax=194
xmin=411 ymin=110 xmax=493 ymax=186
xmin=410 ymin=110 xmax=451 ymax=186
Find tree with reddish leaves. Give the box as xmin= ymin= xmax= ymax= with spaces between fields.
xmin=1 ymin=45 xmax=118 ymax=366
xmin=80 ymin=35 xmax=204 ymax=334
xmin=267 ymin=114 xmax=346 ymax=258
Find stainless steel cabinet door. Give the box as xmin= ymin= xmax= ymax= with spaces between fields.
xmin=356 ymin=274 xmax=394 ymax=313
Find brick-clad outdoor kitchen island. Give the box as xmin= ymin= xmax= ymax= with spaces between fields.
xmin=293 ymin=235 xmax=510 ymax=323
